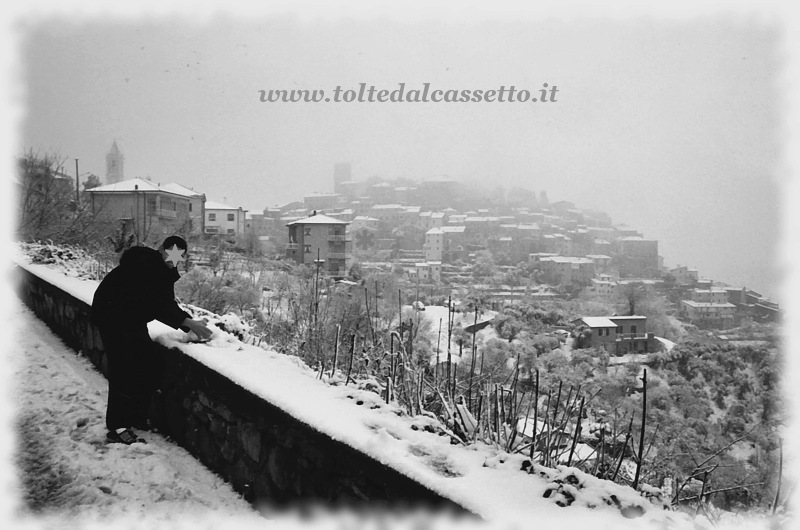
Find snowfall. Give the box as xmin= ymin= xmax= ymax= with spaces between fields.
xmin=1 ymin=249 xmax=782 ymax=530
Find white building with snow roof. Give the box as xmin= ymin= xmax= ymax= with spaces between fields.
xmin=204 ymin=200 xmax=247 ymax=237
xmin=286 ymin=212 xmax=351 ymax=278
xmin=424 ymin=227 xmax=443 ymax=262
xmin=160 ymin=182 xmax=206 ymax=234
xmin=87 ymin=177 xmax=203 ymax=242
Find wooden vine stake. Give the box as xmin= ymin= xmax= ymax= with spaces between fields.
xmin=632 ymin=369 xmax=647 ymax=490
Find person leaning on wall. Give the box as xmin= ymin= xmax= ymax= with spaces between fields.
xmin=91 ymin=235 xmax=212 ymax=444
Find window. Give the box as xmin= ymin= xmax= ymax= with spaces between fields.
xmin=208 ymin=213 xmax=216 ymax=221
xmin=304 ymin=245 xmax=311 ymax=254
xmin=630 ymin=325 xmax=637 ymax=334
xmin=304 ymin=227 xmax=312 ymax=236
xmin=227 ymin=213 xmax=235 ymax=221
xmin=189 ymin=203 xmax=192 ymax=212
xmin=617 ymin=326 xmax=622 ymax=334
xmin=227 ymin=229 xmax=235 ymax=234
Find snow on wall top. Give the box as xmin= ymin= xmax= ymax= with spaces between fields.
xmin=13 ymin=254 xmax=699 ymax=529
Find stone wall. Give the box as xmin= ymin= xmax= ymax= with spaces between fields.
xmin=14 ymin=266 xmax=469 ymax=515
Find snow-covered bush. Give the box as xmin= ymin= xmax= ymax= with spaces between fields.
xmin=17 ymin=241 xmax=111 ymax=281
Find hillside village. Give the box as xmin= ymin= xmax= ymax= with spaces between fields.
xmin=77 ymin=144 xmax=779 ymax=342
xmin=14 ymin=144 xmax=788 ymax=524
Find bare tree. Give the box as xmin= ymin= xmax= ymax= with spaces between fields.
xmin=16 ymin=150 xmax=101 ymax=244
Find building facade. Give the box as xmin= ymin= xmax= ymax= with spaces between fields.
xmin=87 ymin=177 xmax=198 ymax=242
xmin=204 ymin=201 xmax=247 ymax=237
xmin=286 ymin=212 xmax=351 ymax=278
xmin=679 ymin=300 xmax=736 ymax=329
xmin=616 ymin=237 xmax=659 ymax=278
xmin=572 ymin=315 xmax=660 ymax=355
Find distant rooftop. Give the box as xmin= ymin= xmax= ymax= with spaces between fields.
xmin=286 ymin=213 xmax=349 ymax=225
xmin=205 ymin=201 xmax=242 ymax=210
xmin=87 ymin=177 xmax=162 ymax=193
xmin=578 ymin=317 xmax=617 ymax=328
xmin=681 ymin=301 xmax=736 ymax=308
xmin=161 ymin=182 xmax=204 ymax=197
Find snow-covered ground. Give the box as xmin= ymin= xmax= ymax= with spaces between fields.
xmin=9 ymin=297 xmax=263 ymax=529
xmin=6 ymin=250 xmax=776 ymax=529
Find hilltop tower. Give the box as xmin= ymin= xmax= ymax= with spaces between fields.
xmin=106 ymin=141 xmax=125 ymax=184
xmin=333 ymin=162 xmax=351 ymax=194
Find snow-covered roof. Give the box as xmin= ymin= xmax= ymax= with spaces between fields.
xmin=87 ymin=177 xmax=162 ymax=193
xmin=286 ymin=213 xmax=348 ymax=225
xmin=681 ymin=300 xmax=736 ymax=308
xmin=579 ymin=317 xmax=617 ymax=328
xmin=304 ymin=192 xmax=340 ymax=198
xmin=618 ymin=236 xmax=656 ymax=242
xmin=161 ymin=182 xmax=204 ymax=197
xmin=205 ymin=201 xmax=242 ymax=211
xmin=542 ymin=256 xmax=594 ymax=264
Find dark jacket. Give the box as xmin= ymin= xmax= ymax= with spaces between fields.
xmin=92 ymin=246 xmax=190 ymax=331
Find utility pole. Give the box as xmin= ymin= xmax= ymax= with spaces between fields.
xmin=313 ymin=249 xmax=325 ymax=358
xmin=74 ymin=158 xmax=80 ymax=205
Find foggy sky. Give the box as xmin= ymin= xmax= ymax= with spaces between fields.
xmin=18 ymin=14 xmax=782 ymax=298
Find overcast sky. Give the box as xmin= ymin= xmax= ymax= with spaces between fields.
xmin=17 ymin=10 xmax=784 ymax=298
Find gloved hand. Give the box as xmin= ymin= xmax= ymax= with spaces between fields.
xmin=182 ymin=318 xmax=213 ymax=342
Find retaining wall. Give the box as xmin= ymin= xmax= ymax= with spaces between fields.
xmin=14 ymin=265 xmax=468 ymax=514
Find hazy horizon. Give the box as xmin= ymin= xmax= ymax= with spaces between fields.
xmin=17 ymin=14 xmax=783 ymax=298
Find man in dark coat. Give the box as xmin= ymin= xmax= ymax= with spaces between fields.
xmin=92 ymin=236 xmax=212 ymax=444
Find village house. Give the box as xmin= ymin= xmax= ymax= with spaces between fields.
xmin=584 ymin=278 xmax=616 ymax=301
xmin=370 ymin=204 xmax=407 ymax=225
xmin=303 ymin=193 xmax=343 ymax=212
xmin=615 ymin=237 xmax=660 ymax=278
xmin=538 ymin=256 xmax=595 ymax=289
xmin=286 ymin=212 xmax=352 ymax=278
xmin=412 ymin=261 xmax=442 ymax=283
xmin=669 ymin=265 xmax=700 ymax=285
xmin=679 ymin=300 xmax=737 ymax=329
xmin=689 ymin=288 xmax=729 ymax=304
xmin=204 ymin=201 xmax=247 ymax=238
xmin=571 ymin=315 xmax=660 ymax=355
xmin=87 ymin=177 xmax=202 ymax=241
xmin=423 ymin=227 xmax=444 ymax=262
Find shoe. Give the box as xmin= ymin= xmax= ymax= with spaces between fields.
xmin=107 ymin=428 xmax=146 ymax=445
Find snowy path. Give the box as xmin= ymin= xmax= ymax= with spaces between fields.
xmin=10 ymin=297 xmax=262 ymax=529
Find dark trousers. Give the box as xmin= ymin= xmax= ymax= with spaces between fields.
xmin=98 ymin=323 xmax=161 ymax=431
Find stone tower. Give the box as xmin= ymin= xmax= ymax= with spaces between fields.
xmin=106 ymin=141 xmax=125 ymax=184
xmin=333 ymin=162 xmax=351 ymax=194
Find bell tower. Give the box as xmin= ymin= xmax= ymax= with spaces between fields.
xmin=106 ymin=140 xmax=125 ymax=184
